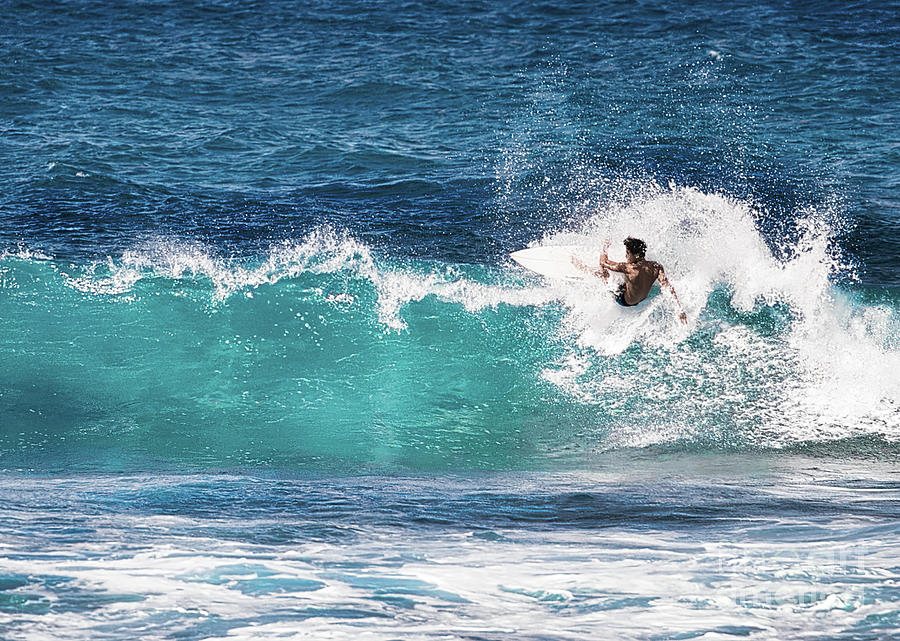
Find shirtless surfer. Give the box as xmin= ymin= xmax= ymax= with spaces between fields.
xmin=573 ymin=237 xmax=688 ymax=324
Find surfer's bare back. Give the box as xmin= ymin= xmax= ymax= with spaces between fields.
xmin=573 ymin=237 xmax=688 ymax=324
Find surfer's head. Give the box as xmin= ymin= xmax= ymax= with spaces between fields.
xmin=624 ymin=237 xmax=646 ymax=260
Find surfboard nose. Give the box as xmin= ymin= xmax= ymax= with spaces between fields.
xmin=511 ymin=245 xmax=594 ymax=281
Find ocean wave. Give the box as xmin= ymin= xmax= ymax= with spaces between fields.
xmin=1 ymin=186 xmax=898 ymax=469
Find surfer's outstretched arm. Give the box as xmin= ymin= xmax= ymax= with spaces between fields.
xmin=571 ymin=256 xmax=609 ymax=280
xmin=571 ymin=239 xmax=616 ymax=279
xmin=599 ymin=256 xmax=628 ymax=273
xmin=657 ymin=266 xmax=687 ymax=324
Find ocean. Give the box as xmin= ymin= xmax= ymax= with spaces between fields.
xmin=1 ymin=0 xmax=899 ymax=639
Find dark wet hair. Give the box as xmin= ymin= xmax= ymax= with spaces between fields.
xmin=624 ymin=237 xmax=647 ymax=259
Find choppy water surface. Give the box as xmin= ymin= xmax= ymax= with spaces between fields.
xmin=2 ymin=463 xmax=900 ymax=640
xmin=1 ymin=0 xmax=899 ymax=639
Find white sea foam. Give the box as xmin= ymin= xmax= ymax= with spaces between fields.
xmin=1 ymin=474 xmax=897 ymax=641
xmin=0 ymin=243 xmax=52 ymax=262
xmin=64 ymin=230 xmax=378 ymax=301
xmin=533 ymin=184 xmax=900 ymax=448
xmin=66 ymin=228 xmax=557 ymax=330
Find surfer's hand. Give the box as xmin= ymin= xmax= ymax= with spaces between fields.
xmin=679 ymin=311 xmax=687 ymax=325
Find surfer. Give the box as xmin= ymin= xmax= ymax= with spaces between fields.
xmin=572 ymin=237 xmax=688 ymax=324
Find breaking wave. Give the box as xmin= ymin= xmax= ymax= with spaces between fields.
xmin=1 ymin=185 xmax=898 ymax=472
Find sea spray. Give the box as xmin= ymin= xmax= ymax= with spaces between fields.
xmin=530 ymin=185 xmax=900 ymax=448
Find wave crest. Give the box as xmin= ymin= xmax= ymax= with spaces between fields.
xmin=4 ymin=185 xmax=898 ymax=461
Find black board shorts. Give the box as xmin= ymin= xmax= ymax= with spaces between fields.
xmin=613 ymin=284 xmax=637 ymax=307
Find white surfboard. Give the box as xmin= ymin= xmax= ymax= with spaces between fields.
xmin=510 ymin=245 xmax=599 ymax=281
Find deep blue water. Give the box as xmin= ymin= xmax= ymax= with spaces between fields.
xmin=3 ymin=0 xmax=898 ymax=273
xmin=1 ymin=1 xmax=899 ymax=639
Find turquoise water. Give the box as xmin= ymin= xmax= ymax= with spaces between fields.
xmin=3 ymin=192 xmax=898 ymax=474
xmin=2 ymin=0 xmax=900 ymax=639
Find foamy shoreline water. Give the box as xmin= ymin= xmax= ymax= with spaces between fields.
xmin=1 ymin=460 xmax=898 ymax=641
